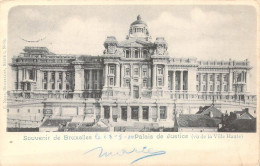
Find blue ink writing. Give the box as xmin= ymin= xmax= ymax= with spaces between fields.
xmin=83 ymin=146 xmax=166 ymax=164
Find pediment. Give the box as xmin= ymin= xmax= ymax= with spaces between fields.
xmin=118 ymin=39 xmax=154 ymax=48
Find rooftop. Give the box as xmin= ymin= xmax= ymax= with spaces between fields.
xmin=178 ymin=114 xmax=218 ymax=128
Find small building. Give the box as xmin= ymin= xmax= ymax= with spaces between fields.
xmin=234 ymin=109 xmax=254 ymax=120
xmin=196 ymin=105 xmax=223 ymax=126
xmin=39 ymin=118 xmax=72 ymax=132
xmin=177 ymin=114 xmax=218 ymax=132
xmin=196 ymin=105 xmax=222 ymax=118
xmin=223 ymin=119 xmax=256 ymax=132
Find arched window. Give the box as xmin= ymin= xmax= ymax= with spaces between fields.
xmin=125 ymin=50 xmax=130 ymax=58
xmin=135 ymin=50 xmax=139 ymax=58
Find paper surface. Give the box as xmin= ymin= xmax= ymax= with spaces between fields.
xmin=0 ymin=1 xmax=259 ymax=165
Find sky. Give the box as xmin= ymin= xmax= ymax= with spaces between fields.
xmin=7 ymin=5 xmax=257 ymax=92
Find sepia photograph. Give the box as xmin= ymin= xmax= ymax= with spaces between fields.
xmin=6 ymin=5 xmax=257 ymax=133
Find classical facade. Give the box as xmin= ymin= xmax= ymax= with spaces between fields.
xmin=7 ymin=15 xmax=256 ymax=129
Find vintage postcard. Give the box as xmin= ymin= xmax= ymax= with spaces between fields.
xmin=0 ymin=0 xmax=259 ymax=165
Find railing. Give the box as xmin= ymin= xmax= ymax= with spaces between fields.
xmin=198 ymin=60 xmax=249 ymax=67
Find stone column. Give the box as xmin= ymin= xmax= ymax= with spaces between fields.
xmin=187 ymin=69 xmax=197 ymax=92
xmin=120 ymin=64 xmax=123 ymax=87
xmin=148 ymin=65 xmax=152 ymax=88
xmin=164 ymin=65 xmax=168 ymax=88
xmin=167 ymin=106 xmax=170 ymax=121
xmin=229 ymin=71 xmax=233 ymax=92
xmin=206 ymin=73 xmax=209 ymax=92
xmin=172 ymin=71 xmax=176 ymax=91
xmin=62 ymin=71 xmax=66 ymax=90
xmin=157 ymin=105 xmax=160 ymax=122
xmin=116 ymin=64 xmax=120 ymax=87
xmin=100 ymin=105 xmax=104 ymax=119
xmin=180 ymin=71 xmax=183 ymax=91
xmin=74 ymin=66 xmax=84 ymax=91
xmin=117 ymin=105 xmax=121 ymax=120
xmin=152 ymin=64 xmax=157 ymax=88
xmin=139 ymin=106 xmax=143 ymax=121
xmin=36 ymin=70 xmax=42 ymax=90
xmin=148 ymin=106 xmax=152 ymax=122
xmin=104 ymin=64 xmax=108 ymax=87
xmin=199 ymin=73 xmax=202 ymax=92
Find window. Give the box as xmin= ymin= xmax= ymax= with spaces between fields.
xmin=134 ymin=68 xmax=139 ymax=76
xmin=223 ymin=75 xmax=228 ymax=82
xmin=203 ymin=85 xmax=206 ymax=91
xmin=160 ymin=106 xmax=167 ymax=119
xmin=93 ymin=71 xmax=97 ymax=80
xmin=210 ymin=75 xmax=213 ymax=81
xmin=237 ymin=73 xmax=242 ymax=82
xmin=17 ymin=109 xmax=19 ymax=113
xmin=125 ymin=79 xmax=130 ymax=87
xmin=109 ymin=66 xmax=115 ymax=75
xmin=143 ymin=68 xmax=147 ymax=76
xmin=158 ymin=78 xmax=163 ymax=86
xmin=158 ymin=67 xmax=163 ymax=75
xmin=43 ymin=83 xmax=47 ymax=90
xmin=38 ymin=109 xmax=41 ymax=113
xmin=217 ymin=75 xmax=220 ymax=81
xmin=224 ymin=85 xmax=228 ymax=91
xmin=135 ymin=50 xmax=139 ymax=58
xmin=142 ymin=107 xmax=149 ymax=120
xmin=59 ymin=72 xmax=62 ymax=80
xmin=109 ymin=78 xmax=114 ymax=86
xmin=133 ymin=87 xmax=139 ymax=99
xmin=196 ymin=75 xmax=199 ymax=81
xmin=143 ymin=79 xmax=147 ymax=88
xmin=29 ymin=70 xmax=33 ymax=80
xmin=126 ymin=50 xmax=130 ymax=58
xmin=125 ymin=68 xmax=130 ymax=76
xmin=66 ymin=83 xmax=70 ymax=90
xmin=94 ymin=84 xmax=98 ymax=89
xmin=66 ymin=72 xmax=71 ymax=80
xmin=7 ymin=109 xmax=9 ymax=113
xmin=210 ymin=85 xmax=213 ymax=91
xmin=51 ymin=72 xmax=55 ymax=81
xmin=59 ymin=83 xmax=62 ymax=90
xmin=203 ymin=75 xmax=206 ymax=81
xmin=28 ymin=109 xmax=30 ymax=113
xmin=217 ymin=85 xmax=220 ymax=91
xmin=196 ymin=85 xmax=199 ymax=91
xmin=43 ymin=72 xmax=47 ymax=80
xmin=52 ymin=83 xmax=55 ymax=90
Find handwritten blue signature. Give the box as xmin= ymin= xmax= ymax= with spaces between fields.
xmin=83 ymin=146 xmax=166 ymax=164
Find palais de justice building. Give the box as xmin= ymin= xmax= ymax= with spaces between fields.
xmin=7 ymin=15 xmax=256 ymax=128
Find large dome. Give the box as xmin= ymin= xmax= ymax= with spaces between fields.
xmin=130 ymin=15 xmax=147 ymax=26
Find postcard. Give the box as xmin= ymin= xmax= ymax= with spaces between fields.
xmin=0 ymin=0 xmax=259 ymax=165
